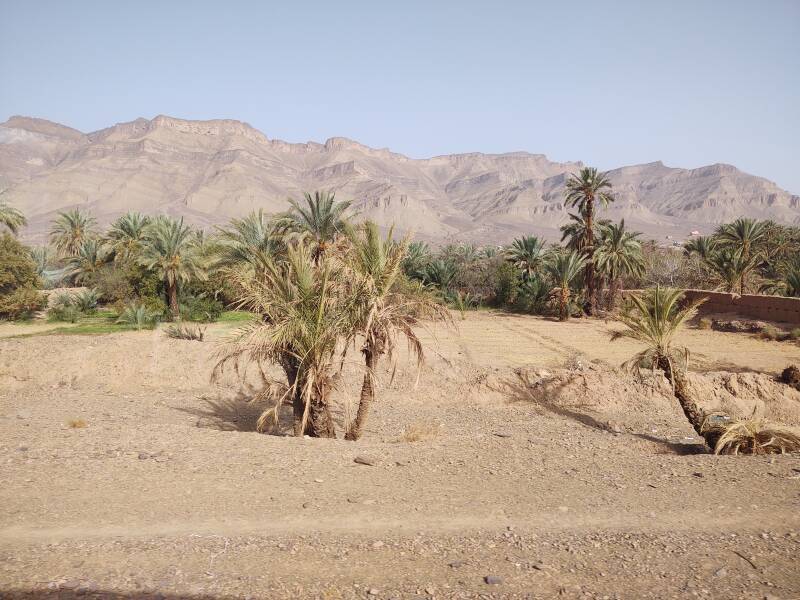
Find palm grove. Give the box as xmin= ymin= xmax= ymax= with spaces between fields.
xmin=1 ymin=171 xmax=799 ymax=452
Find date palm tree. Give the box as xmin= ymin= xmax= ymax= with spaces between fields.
xmin=682 ymin=236 xmax=718 ymax=260
xmin=715 ymin=218 xmax=767 ymax=293
xmin=139 ymin=217 xmax=206 ymax=319
xmin=0 ymin=200 xmax=26 ymax=235
xmin=564 ymin=167 xmax=616 ymax=315
xmin=105 ymin=212 xmax=151 ymax=262
xmin=275 ymin=191 xmax=352 ymax=262
xmin=344 ymin=222 xmax=450 ymax=441
xmin=215 ymin=244 xmax=349 ymax=437
xmin=50 ymin=209 xmax=97 ymax=257
xmin=424 ymin=259 xmax=458 ymax=292
xmin=64 ymin=238 xmax=110 ymax=284
xmin=546 ymin=251 xmax=586 ymax=321
xmin=506 ymin=235 xmax=548 ymax=281
xmin=611 ymin=287 xmax=720 ymax=449
xmin=402 ymin=241 xmax=431 ymax=280
xmin=594 ymin=220 xmax=645 ymax=309
xmin=705 ymin=248 xmax=760 ymax=293
xmin=215 ymin=209 xmax=281 ymax=273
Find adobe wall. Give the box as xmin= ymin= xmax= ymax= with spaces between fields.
xmin=620 ymin=289 xmax=800 ymax=325
xmin=681 ymin=290 xmax=800 ymax=325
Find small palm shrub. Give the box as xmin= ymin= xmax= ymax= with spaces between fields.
xmin=450 ymin=290 xmax=480 ymax=318
xmin=115 ymin=302 xmax=160 ymax=330
xmin=165 ymin=323 xmax=206 ymax=341
xmin=48 ymin=293 xmax=82 ymax=323
xmin=514 ymin=276 xmax=550 ymax=314
xmin=702 ymin=415 xmax=800 ymax=455
xmin=73 ymin=288 xmax=100 ymax=313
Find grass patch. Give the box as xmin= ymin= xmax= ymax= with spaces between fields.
xmin=218 ymin=310 xmax=256 ymax=323
xmin=67 ymin=419 xmax=87 ymax=428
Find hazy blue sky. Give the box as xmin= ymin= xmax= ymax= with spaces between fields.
xmin=1 ymin=0 xmax=798 ymax=192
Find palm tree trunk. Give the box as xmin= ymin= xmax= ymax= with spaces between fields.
xmin=345 ymin=348 xmax=376 ymax=441
xmin=309 ymin=393 xmax=336 ymax=438
xmin=559 ymin=288 xmax=569 ymax=321
xmin=657 ymin=356 xmax=720 ymax=450
xmin=584 ymin=200 xmax=595 ymax=316
xmin=281 ymin=358 xmax=309 ymax=437
xmin=607 ymin=278 xmax=620 ymax=311
xmin=167 ymin=280 xmax=180 ymax=320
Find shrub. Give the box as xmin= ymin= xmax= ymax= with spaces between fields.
xmin=47 ymin=290 xmax=99 ymax=322
xmin=140 ymin=295 xmax=168 ymax=318
xmin=48 ymin=302 xmax=82 ymax=323
xmin=702 ymin=415 xmax=800 ymax=455
xmin=514 ymin=276 xmax=550 ymax=314
xmin=180 ymin=295 xmax=224 ymax=322
xmin=115 ymin=302 xmax=160 ymax=330
xmin=0 ymin=234 xmax=44 ymax=320
xmin=165 ymin=323 xmax=206 ymax=341
xmin=0 ymin=286 xmax=46 ymax=320
xmin=90 ymin=265 xmax=135 ymax=304
xmin=759 ymin=325 xmax=779 ymax=341
xmin=790 ymin=328 xmax=800 ymax=341
xmin=73 ymin=288 xmax=100 ymax=313
xmin=698 ymin=317 xmax=712 ymax=330
xmin=493 ymin=262 xmax=519 ymax=306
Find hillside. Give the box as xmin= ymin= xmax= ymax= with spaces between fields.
xmin=1 ymin=115 xmax=798 ymax=244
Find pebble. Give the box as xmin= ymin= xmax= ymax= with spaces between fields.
xmin=484 ymin=575 xmax=503 ymax=585
xmin=354 ymin=456 xmax=377 ymax=466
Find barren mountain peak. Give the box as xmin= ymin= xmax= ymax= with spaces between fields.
xmin=1 ymin=115 xmax=798 ymax=243
xmin=1 ymin=115 xmax=85 ymax=140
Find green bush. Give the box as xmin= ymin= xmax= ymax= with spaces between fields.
xmin=115 ymin=302 xmax=161 ymax=330
xmin=181 ymin=295 xmax=224 ymax=322
xmin=90 ymin=265 xmax=135 ymax=304
xmin=493 ymin=262 xmax=519 ymax=307
xmin=73 ymin=288 xmax=100 ymax=313
xmin=0 ymin=287 xmax=46 ymax=320
xmin=48 ymin=303 xmax=82 ymax=323
xmin=0 ymin=234 xmax=45 ymax=320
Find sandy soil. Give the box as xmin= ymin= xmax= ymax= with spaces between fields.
xmin=1 ymin=312 xmax=799 ymax=599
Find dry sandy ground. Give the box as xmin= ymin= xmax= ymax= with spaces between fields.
xmin=1 ymin=312 xmax=799 ymax=600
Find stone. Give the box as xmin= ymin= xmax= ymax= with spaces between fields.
xmin=484 ymin=575 xmax=503 ymax=585
xmin=354 ymin=456 xmax=377 ymax=466
xmin=449 ymin=560 xmax=464 ymax=568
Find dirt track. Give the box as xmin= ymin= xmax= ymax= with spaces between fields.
xmin=1 ymin=312 xmax=799 ymax=599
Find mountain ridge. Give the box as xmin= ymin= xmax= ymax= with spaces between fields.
xmin=1 ymin=114 xmax=797 ymax=244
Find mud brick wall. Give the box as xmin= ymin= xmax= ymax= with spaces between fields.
xmin=621 ymin=290 xmax=800 ymax=325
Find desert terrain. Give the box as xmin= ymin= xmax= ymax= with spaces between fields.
xmin=1 ymin=312 xmax=799 ymax=599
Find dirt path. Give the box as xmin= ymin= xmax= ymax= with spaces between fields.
xmin=1 ymin=312 xmax=800 ymax=599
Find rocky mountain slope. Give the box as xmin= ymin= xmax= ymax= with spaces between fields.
xmin=1 ymin=115 xmax=798 ymax=244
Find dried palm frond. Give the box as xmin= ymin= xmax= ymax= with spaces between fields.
xmin=702 ymin=415 xmax=800 ymax=455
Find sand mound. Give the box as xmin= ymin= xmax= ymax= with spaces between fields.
xmin=488 ymin=364 xmax=800 ymax=429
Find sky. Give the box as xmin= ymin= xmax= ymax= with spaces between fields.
xmin=1 ymin=0 xmax=798 ymax=193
